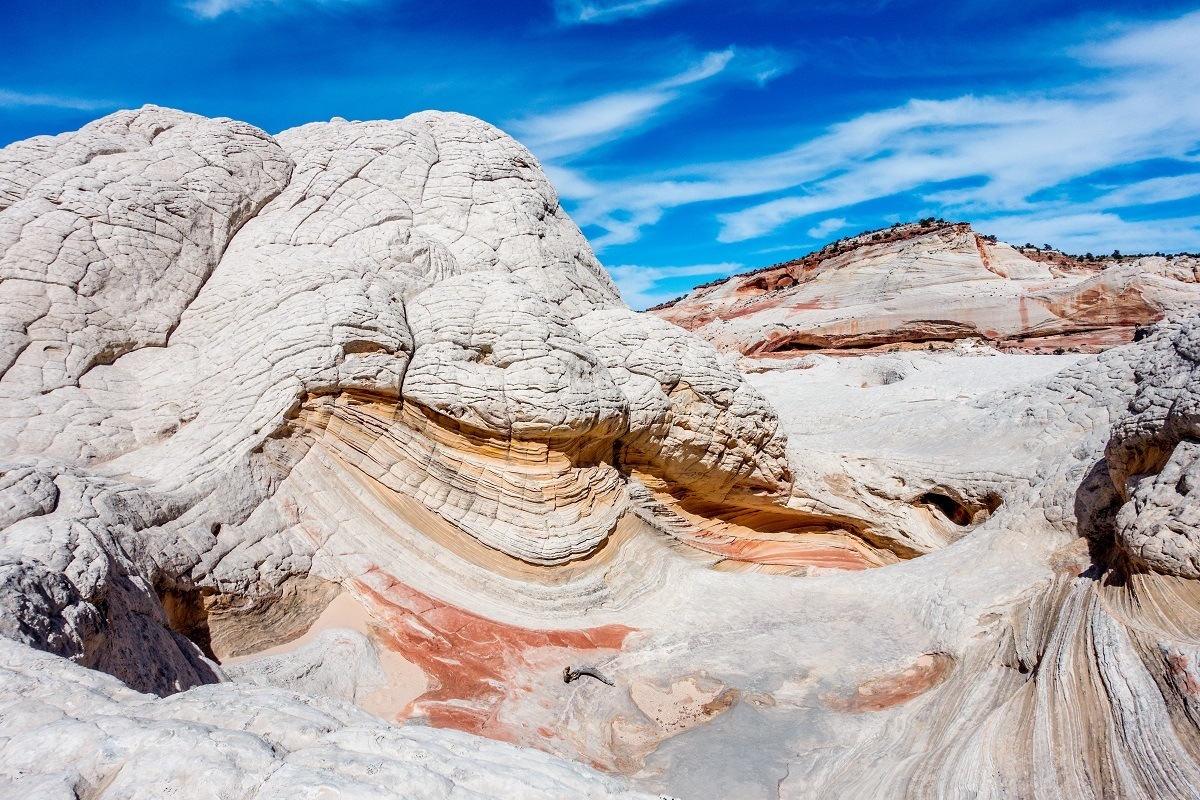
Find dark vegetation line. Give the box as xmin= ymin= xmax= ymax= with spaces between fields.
xmin=646 ymin=218 xmax=1200 ymax=311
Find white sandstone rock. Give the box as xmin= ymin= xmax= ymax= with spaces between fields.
xmin=3 ymin=105 xmax=1200 ymax=800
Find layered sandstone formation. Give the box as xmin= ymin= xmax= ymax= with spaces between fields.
xmin=3 ymin=108 xmax=1200 ymax=799
xmin=652 ymin=221 xmax=1199 ymax=355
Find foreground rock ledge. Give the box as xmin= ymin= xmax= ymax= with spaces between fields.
xmin=2 ymin=107 xmax=1200 ymax=799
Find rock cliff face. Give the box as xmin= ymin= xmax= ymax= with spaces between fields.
xmin=652 ymin=221 xmax=1199 ymax=355
xmin=3 ymin=108 xmax=1200 ymax=799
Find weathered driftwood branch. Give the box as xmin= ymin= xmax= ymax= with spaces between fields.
xmin=563 ymin=666 xmax=615 ymax=686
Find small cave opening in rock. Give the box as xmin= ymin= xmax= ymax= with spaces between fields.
xmin=475 ymin=342 xmax=497 ymax=365
xmin=158 ymin=585 xmax=217 ymax=661
xmin=739 ymin=274 xmax=797 ymax=295
xmin=342 ymin=339 xmax=390 ymax=355
xmin=768 ymin=339 xmax=828 ymax=353
xmin=1073 ymin=458 xmax=1135 ymax=580
xmin=918 ymin=492 xmax=999 ymax=527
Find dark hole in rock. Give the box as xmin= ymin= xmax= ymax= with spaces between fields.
xmin=159 ymin=586 xmax=217 ymax=661
xmin=475 ymin=342 xmax=497 ymax=365
xmin=343 ymin=340 xmax=389 ymax=355
xmin=742 ymin=275 xmax=796 ymax=294
xmin=920 ymin=492 xmax=976 ymax=527
xmin=771 ymin=340 xmax=826 ymax=352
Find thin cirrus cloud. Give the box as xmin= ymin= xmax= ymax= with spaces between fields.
xmin=1089 ymin=173 xmax=1200 ymax=210
xmin=0 ymin=89 xmax=113 ymax=112
xmin=557 ymin=10 xmax=1200 ymax=254
xmin=184 ymin=0 xmax=253 ymax=17
xmin=183 ymin=0 xmax=366 ymax=19
xmin=806 ymin=217 xmax=849 ymax=239
xmin=554 ymin=0 xmax=681 ymax=25
xmin=606 ymin=262 xmax=743 ymax=309
xmin=509 ymin=48 xmax=781 ymax=162
xmin=980 ymin=212 xmax=1200 ymax=256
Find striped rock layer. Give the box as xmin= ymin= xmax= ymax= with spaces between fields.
xmin=2 ymin=108 xmax=1200 ymax=799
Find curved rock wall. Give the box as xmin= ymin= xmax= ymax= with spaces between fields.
xmin=0 ymin=105 xmax=794 ymax=700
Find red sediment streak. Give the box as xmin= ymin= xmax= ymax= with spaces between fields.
xmin=1003 ymin=326 xmax=1140 ymax=353
xmin=822 ymin=653 xmax=954 ymax=713
xmin=726 ymin=297 xmax=827 ymax=321
xmin=697 ymin=535 xmax=882 ymax=570
xmin=666 ymin=521 xmax=886 ymax=570
xmin=351 ymin=572 xmax=635 ymax=740
xmin=974 ymin=233 xmax=996 ymax=274
xmin=1167 ymin=653 xmax=1200 ymax=697
xmin=718 ymin=538 xmax=880 ymax=570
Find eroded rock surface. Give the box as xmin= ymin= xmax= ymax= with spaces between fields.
xmin=0 ymin=637 xmax=651 ymax=799
xmin=0 ymin=106 xmax=789 ymax=797
xmin=1107 ymin=316 xmax=1200 ymax=577
xmin=3 ymin=107 xmax=1200 ymax=800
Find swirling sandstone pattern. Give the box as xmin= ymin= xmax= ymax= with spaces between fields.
xmin=3 ymin=107 xmax=1200 ymax=799
xmin=0 ymin=106 xmax=791 ymax=797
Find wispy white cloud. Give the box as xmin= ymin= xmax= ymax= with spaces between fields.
xmin=185 ymin=0 xmax=247 ymax=17
xmin=543 ymin=165 xmax=601 ymax=201
xmin=977 ymin=212 xmax=1200 ymax=255
xmin=513 ymin=46 xmax=787 ymax=165
xmin=1089 ymin=173 xmax=1200 ymax=209
xmin=555 ymin=0 xmax=681 ymax=25
xmin=516 ymin=92 xmax=674 ymax=159
xmin=183 ymin=0 xmax=366 ymax=20
xmin=0 ymin=89 xmax=112 ymax=111
xmin=658 ymin=50 xmax=736 ymax=88
xmin=510 ymin=50 xmax=744 ymax=161
xmin=806 ymin=217 xmax=849 ymax=240
xmin=754 ymin=243 xmax=810 ymax=256
xmin=607 ymin=262 xmax=742 ymax=309
xmin=559 ymin=10 xmax=1200 ymax=251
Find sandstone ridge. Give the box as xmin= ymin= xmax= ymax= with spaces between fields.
xmin=652 ymin=220 xmax=1199 ymax=355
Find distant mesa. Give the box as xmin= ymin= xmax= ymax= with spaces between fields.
xmin=651 ymin=220 xmax=1199 ymax=356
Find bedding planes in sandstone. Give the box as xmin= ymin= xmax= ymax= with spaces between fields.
xmin=2 ymin=106 xmax=1200 ymax=799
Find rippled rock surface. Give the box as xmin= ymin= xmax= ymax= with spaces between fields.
xmin=3 ymin=108 xmax=1200 ymax=799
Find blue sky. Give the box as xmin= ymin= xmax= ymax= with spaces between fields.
xmin=4 ymin=1 xmax=1200 ymax=308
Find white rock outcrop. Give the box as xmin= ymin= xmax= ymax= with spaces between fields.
xmin=4 ymin=106 xmax=1200 ymax=800
xmin=1107 ymin=315 xmax=1200 ymax=577
xmin=653 ymin=221 xmax=1200 ymax=356
xmin=0 ymin=106 xmax=790 ymax=796
xmin=0 ymin=637 xmax=651 ymax=800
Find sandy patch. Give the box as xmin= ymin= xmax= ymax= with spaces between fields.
xmin=224 ymin=590 xmax=428 ymax=720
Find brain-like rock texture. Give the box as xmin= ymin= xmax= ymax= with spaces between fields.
xmin=4 ymin=107 xmax=1200 ymax=800
xmin=653 ymin=221 xmax=1200 ymax=356
xmin=0 ymin=108 xmax=292 ymax=391
xmin=1106 ymin=316 xmax=1200 ymax=577
xmin=0 ymin=637 xmax=652 ymax=800
xmin=0 ymin=106 xmax=794 ymax=796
